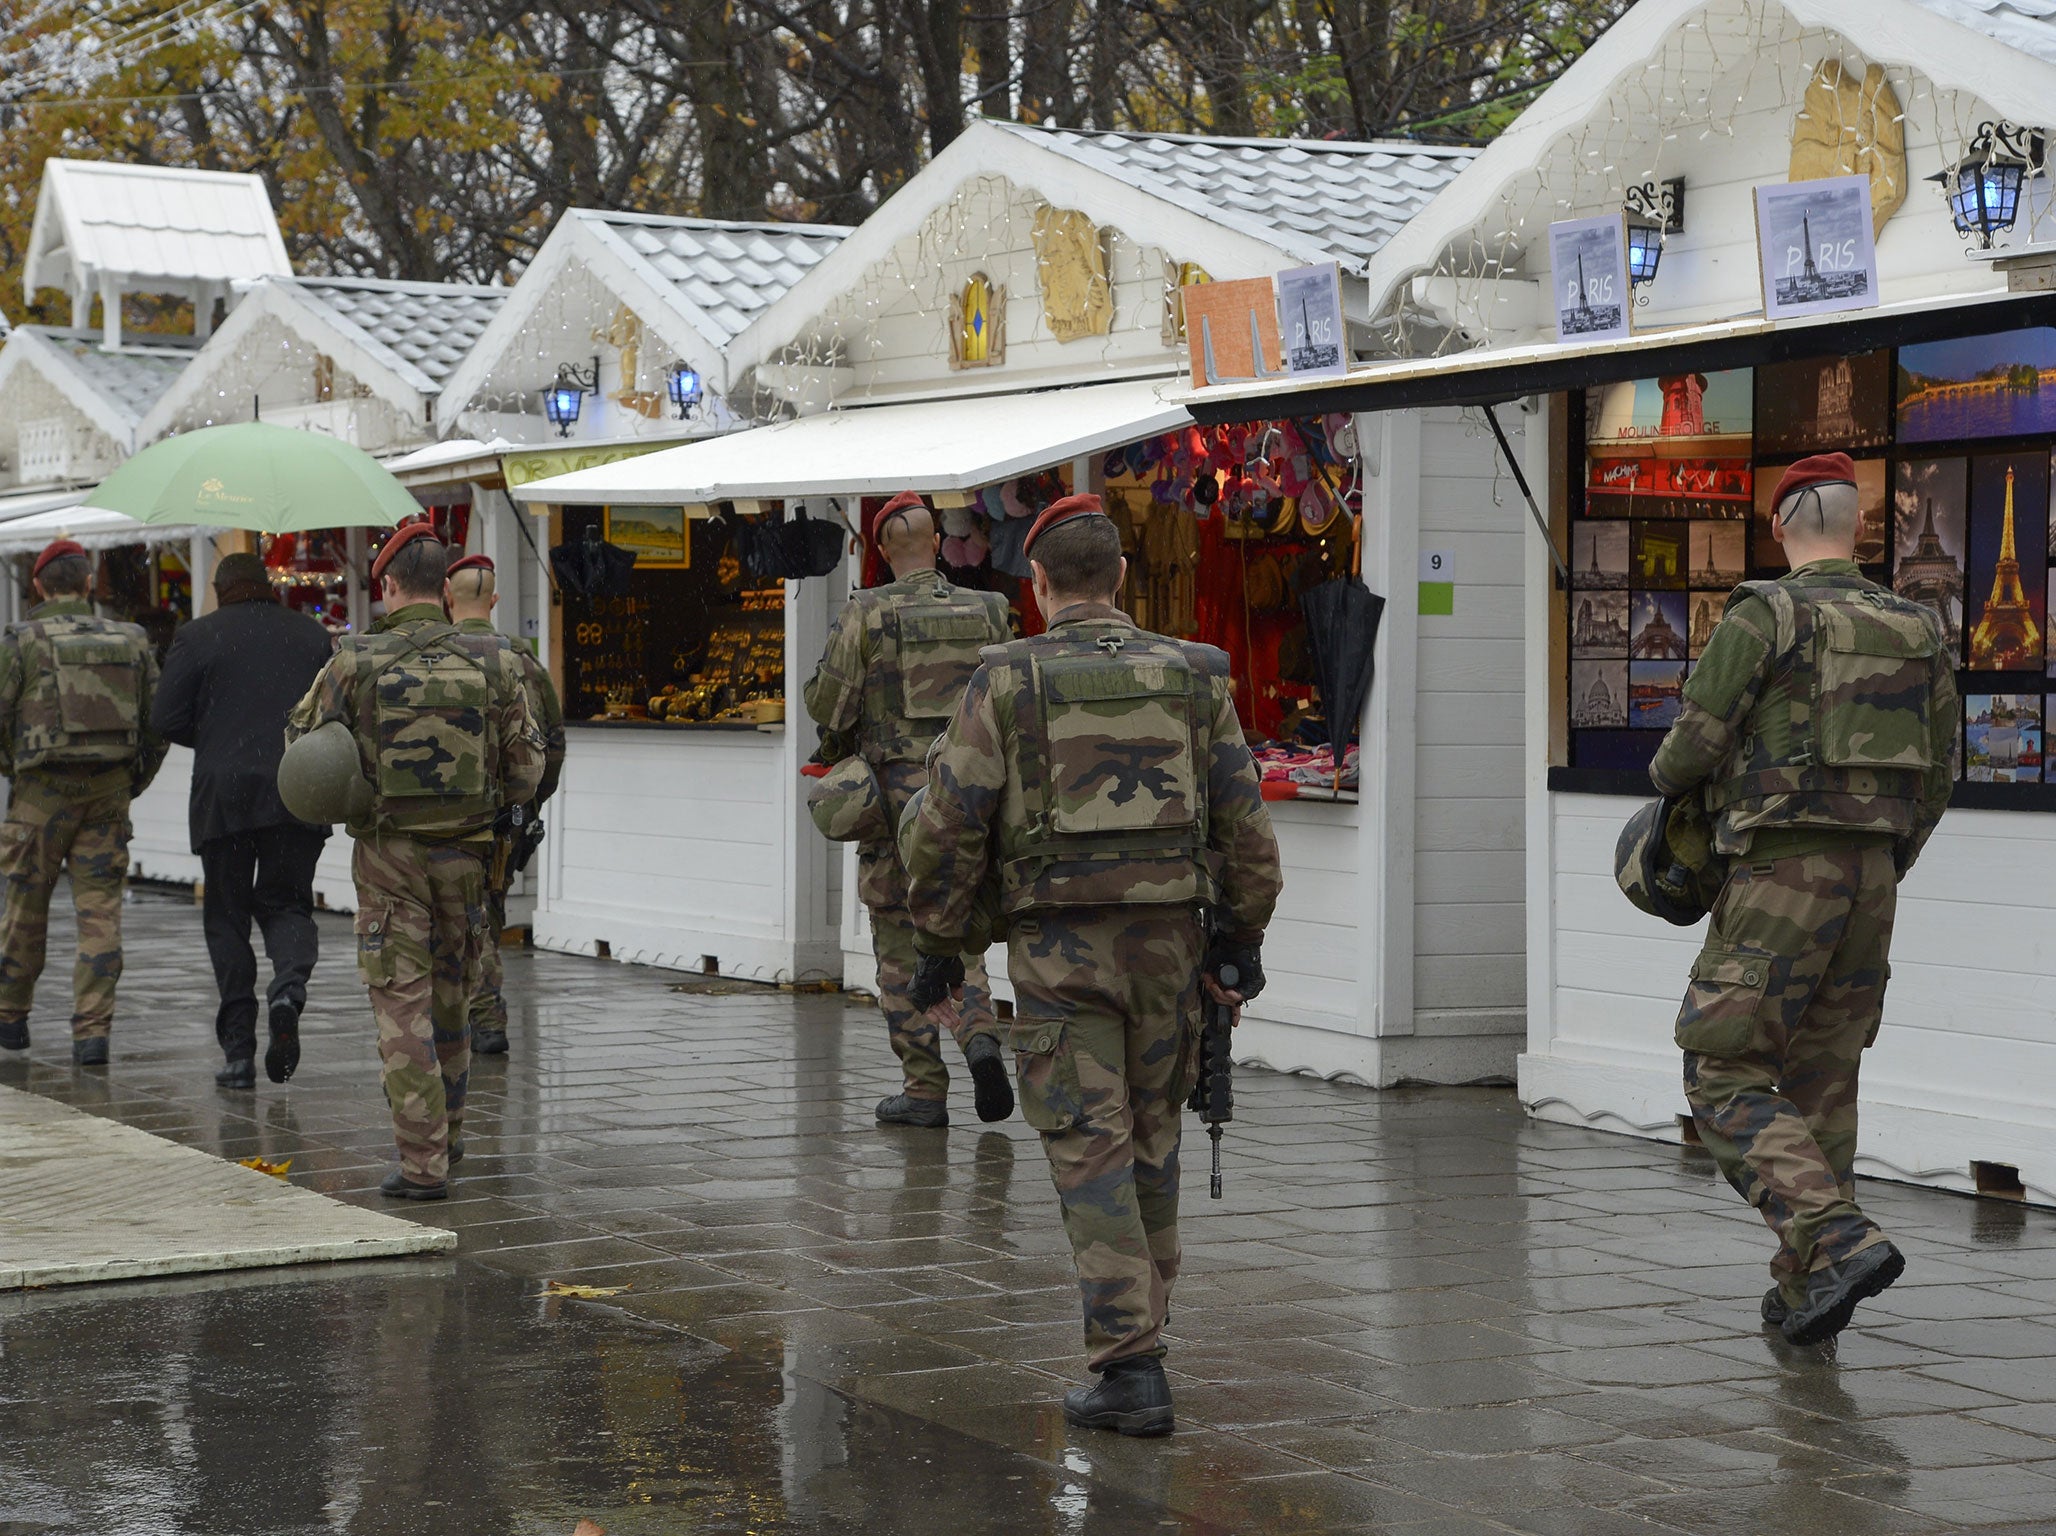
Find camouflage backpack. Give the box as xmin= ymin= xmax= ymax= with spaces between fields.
xmin=1707 ymin=575 xmax=1941 ymax=835
xmin=8 ymin=614 xmax=150 ymax=771
xmin=345 ymin=621 xmax=505 ymax=838
xmin=987 ymin=626 xmax=1222 ymax=914
xmin=860 ymin=580 xmax=1010 ymax=765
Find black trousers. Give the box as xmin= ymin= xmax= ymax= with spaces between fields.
xmin=200 ymin=825 xmax=327 ymax=1060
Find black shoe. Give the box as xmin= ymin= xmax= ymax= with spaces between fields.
xmin=965 ymin=1034 xmax=1014 ymax=1124
xmin=472 ymin=1027 xmax=509 ymax=1056
xmin=379 ymin=1170 xmax=447 ymax=1201
xmin=265 ymin=1004 xmax=300 ymax=1085
xmin=0 ymin=1018 xmax=26 ymax=1052
xmin=215 ymin=1057 xmax=256 ymax=1089
xmin=449 ymin=1143 xmax=464 ymax=1166
xmin=1782 ymin=1241 xmax=1905 ymax=1346
xmin=72 ymin=1037 xmax=109 ymax=1067
xmin=876 ymin=1093 xmax=948 ymax=1128
xmin=1063 ymin=1357 xmax=1174 ymax=1438
xmin=1761 ymin=1287 xmax=1790 ymax=1328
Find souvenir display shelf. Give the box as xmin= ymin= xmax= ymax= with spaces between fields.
xmin=1559 ymin=328 xmax=2056 ymax=810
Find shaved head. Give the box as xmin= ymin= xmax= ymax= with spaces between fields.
xmin=1773 ymin=480 xmax=1860 ymax=566
xmin=878 ymin=503 xmax=938 ymax=576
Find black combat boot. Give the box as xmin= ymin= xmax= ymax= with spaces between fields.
xmin=0 ymin=1017 xmax=26 ymax=1051
xmin=72 ymin=1037 xmax=109 ymax=1067
xmin=875 ymin=1093 xmax=948 ymax=1128
xmin=472 ymin=1026 xmax=509 ymax=1056
xmin=216 ymin=1057 xmax=256 ymax=1089
xmin=379 ymin=1170 xmax=447 ymax=1201
xmin=1063 ymin=1356 xmax=1174 ymax=1437
xmin=265 ymin=1003 xmax=301 ymax=1084
xmin=964 ymin=1034 xmax=1014 ymax=1123
xmin=1761 ymin=1287 xmax=1790 ymax=1327
xmin=1783 ymin=1241 xmax=1904 ymax=1346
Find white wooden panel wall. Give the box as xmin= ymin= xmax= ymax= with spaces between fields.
xmin=1525 ymin=793 xmax=2056 ymax=1206
xmin=1411 ymin=406 xmax=1527 ymax=1053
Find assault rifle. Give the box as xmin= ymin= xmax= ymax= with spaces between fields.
xmin=1188 ymin=960 xmax=1238 ymax=1200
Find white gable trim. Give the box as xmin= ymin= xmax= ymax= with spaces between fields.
xmin=24 ymin=159 xmax=291 ymax=301
xmin=726 ymin=119 xmax=1320 ymax=381
xmin=0 ymin=330 xmax=160 ymax=450
xmin=433 ymin=213 xmax=751 ymax=433
xmin=1358 ymin=0 xmax=2056 ymax=326
xmin=135 ymin=279 xmax=442 ymax=443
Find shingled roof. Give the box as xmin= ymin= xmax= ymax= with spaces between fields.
xmin=571 ymin=212 xmax=849 ymax=343
xmin=990 ymin=122 xmax=1479 ymax=275
xmin=24 ymin=160 xmax=290 ymax=301
xmin=281 ymin=277 xmax=506 ymax=394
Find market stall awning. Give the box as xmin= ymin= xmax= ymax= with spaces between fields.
xmin=1181 ymin=286 xmax=2056 ymax=425
xmin=508 ymin=377 xmax=1193 ymax=505
xmin=0 ymin=504 xmax=191 ymax=554
xmin=0 ymin=486 xmax=90 ymax=525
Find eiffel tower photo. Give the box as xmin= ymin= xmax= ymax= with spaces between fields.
xmin=1970 ymin=465 xmax=2043 ymax=669
xmin=1895 ymin=496 xmax=1965 ymax=646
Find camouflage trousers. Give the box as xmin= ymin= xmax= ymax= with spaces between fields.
xmin=870 ymin=903 xmax=999 ymax=1101
xmin=0 ymin=778 xmax=131 ymax=1040
xmin=467 ymin=833 xmax=513 ymax=1037
xmin=352 ymin=836 xmax=486 ymax=1186
xmin=1007 ymin=906 xmax=1203 ymax=1371
xmin=1676 ymin=840 xmax=1897 ymax=1306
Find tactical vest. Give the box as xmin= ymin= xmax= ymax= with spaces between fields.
xmin=859 ymin=580 xmax=1011 ymax=766
xmin=1706 ymin=574 xmax=1941 ymax=838
xmin=988 ymin=625 xmax=1224 ymax=914
xmin=345 ymin=620 xmax=504 ymax=838
xmin=7 ymin=613 xmax=150 ymax=772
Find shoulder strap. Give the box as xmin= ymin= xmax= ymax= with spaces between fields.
xmin=1725 ymin=579 xmax=1797 ymax=661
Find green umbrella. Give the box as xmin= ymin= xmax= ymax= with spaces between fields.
xmin=82 ymin=422 xmax=418 ymax=535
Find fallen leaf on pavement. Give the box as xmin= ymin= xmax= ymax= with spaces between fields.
xmin=573 ymin=1520 xmax=605 ymax=1535
xmin=543 ymin=1280 xmax=629 ymax=1299
xmin=238 ymin=1157 xmax=292 ymax=1178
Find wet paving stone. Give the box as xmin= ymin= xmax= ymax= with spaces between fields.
xmin=3 ymin=887 xmax=2056 ymax=1533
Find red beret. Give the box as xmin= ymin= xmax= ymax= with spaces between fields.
xmin=446 ymin=553 xmax=494 ymax=577
xmin=32 ymin=538 xmax=86 ymax=580
xmin=370 ymin=521 xmax=443 ymax=585
xmin=870 ymin=490 xmax=928 ymax=543
xmin=1770 ymin=453 xmax=1857 ymax=519
xmin=1023 ymin=493 xmax=1109 ymax=557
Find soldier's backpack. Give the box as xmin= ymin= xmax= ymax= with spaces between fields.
xmin=992 ymin=630 xmax=1221 ymax=913
xmin=862 ymin=582 xmax=1010 ymax=765
xmin=349 ymin=622 xmax=504 ymax=837
xmin=9 ymin=615 xmax=149 ymax=771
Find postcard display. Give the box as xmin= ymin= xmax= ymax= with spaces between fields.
xmin=1568 ymin=330 xmax=2056 ymax=792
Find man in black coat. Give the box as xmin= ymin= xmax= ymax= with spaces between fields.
xmin=152 ymin=553 xmax=335 ymax=1088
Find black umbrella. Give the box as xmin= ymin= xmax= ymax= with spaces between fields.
xmin=549 ymin=525 xmax=636 ymax=599
xmin=1298 ymin=577 xmax=1386 ymax=789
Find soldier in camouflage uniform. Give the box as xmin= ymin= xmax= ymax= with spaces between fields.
xmin=1652 ymin=453 xmax=1954 ymax=1346
xmin=286 ymin=524 xmax=542 ymax=1199
xmin=803 ymin=492 xmax=1015 ymax=1128
xmin=0 ymin=539 xmax=167 ymax=1066
xmin=902 ymin=495 xmax=1281 ymax=1435
xmin=445 ymin=553 xmax=565 ymax=1058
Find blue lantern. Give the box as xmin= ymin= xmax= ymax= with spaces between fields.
xmin=542 ymin=357 xmax=598 ymax=437
xmin=667 ymin=362 xmax=703 ymax=418
xmin=1625 ymin=221 xmax=1664 ymax=287
xmin=1931 ymin=122 xmax=2044 ymax=249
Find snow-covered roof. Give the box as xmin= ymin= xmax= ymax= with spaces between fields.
xmin=281 ymin=277 xmax=506 ymax=393
xmin=1909 ymin=0 xmax=2056 ymax=63
xmin=24 ymin=160 xmax=290 ymax=302
xmin=0 ymin=327 xmax=192 ymax=450
xmin=570 ymin=211 xmax=849 ymax=343
xmin=989 ymin=123 xmax=1479 ymax=275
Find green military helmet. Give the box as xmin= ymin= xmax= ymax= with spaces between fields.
xmin=278 ymin=719 xmax=375 ymax=825
xmin=807 ymin=754 xmax=891 ymax=844
xmin=1615 ymin=796 xmax=1724 ymax=926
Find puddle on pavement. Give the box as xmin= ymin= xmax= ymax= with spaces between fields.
xmin=0 ymin=1260 xmax=1216 ymax=1536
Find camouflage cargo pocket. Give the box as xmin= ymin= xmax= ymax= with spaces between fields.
xmin=895 ymin=606 xmax=993 ymax=722
xmin=1815 ymin=600 xmax=1938 ymax=770
xmin=1035 ymin=654 xmax=1198 ymax=835
xmin=1007 ymin=1016 xmax=1083 ymax=1134
xmin=1673 ymin=945 xmax=1773 ymax=1057
xmin=354 ymin=903 xmax=425 ymax=989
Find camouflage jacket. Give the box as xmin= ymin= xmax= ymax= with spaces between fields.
xmin=901 ymin=603 xmax=1282 ymax=956
xmin=457 ymin=617 xmax=566 ymax=807
xmin=803 ymin=570 xmax=1011 ymax=909
xmin=1651 ymin=560 xmax=1956 ymax=866
xmin=0 ymin=598 xmax=167 ymax=793
xmin=286 ymin=603 xmax=543 ymax=843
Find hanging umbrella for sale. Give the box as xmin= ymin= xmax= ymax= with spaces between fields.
xmin=1298 ymin=577 xmax=1386 ymax=793
xmin=79 ymin=422 xmax=417 ymax=535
